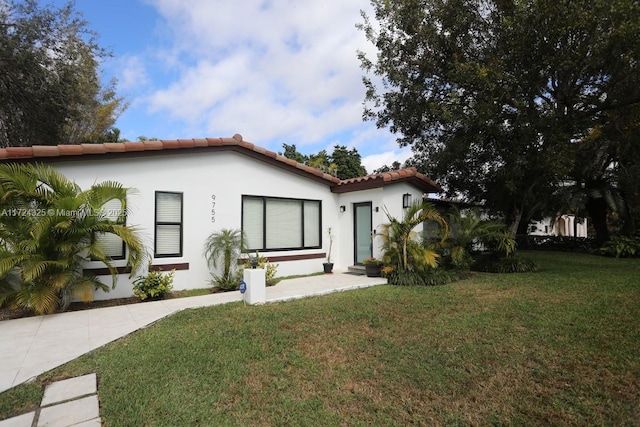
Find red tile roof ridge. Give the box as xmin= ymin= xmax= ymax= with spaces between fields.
xmin=0 ymin=135 xmax=346 ymax=185
xmin=0 ymin=137 xmax=436 ymax=189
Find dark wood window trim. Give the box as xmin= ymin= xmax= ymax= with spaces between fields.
xmin=239 ymin=253 xmax=326 ymax=264
xmin=84 ymin=262 xmax=190 ymax=276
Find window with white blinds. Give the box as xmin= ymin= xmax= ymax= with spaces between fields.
xmin=95 ymin=198 xmax=125 ymax=259
xmin=155 ymin=192 xmax=183 ymax=257
xmin=242 ymin=196 xmax=321 ymax=251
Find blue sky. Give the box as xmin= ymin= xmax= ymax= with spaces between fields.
xmin=54 ymin=0 xmax=413 ymax=172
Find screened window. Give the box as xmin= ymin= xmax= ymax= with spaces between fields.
xmin=95 ymin=198 xmax=125 ymax=259
xmin=155 ymin=192 xmax=183 ymax=257
xmin=242 ymin=196 xmax=321 ymax=251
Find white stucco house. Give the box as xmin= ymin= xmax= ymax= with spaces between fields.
xmin=528 ymin=215 xmax=588 ymax=238
xmin=0 ymin=134 xmax=442 ymax=300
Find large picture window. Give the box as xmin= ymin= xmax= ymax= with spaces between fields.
xmin=95 ymin=198 xmax=125 ymax=260
xmin=242 ymin=196 xmax=321 ymax=251
xmin=155 ymin=191 xmax=183 ymax=257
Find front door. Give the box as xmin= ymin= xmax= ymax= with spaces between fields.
xmin=353 ymin=202 xmax=372 ymax=265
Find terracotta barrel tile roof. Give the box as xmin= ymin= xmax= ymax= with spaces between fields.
xmin=193 ymin=138 xmax=208 ymax=147
xmin=221 ymin=137 xmax=237 ymax=145
xmin=103 ymin=143 xmax=126 ymax=152
xmin=6 ymin=147 xmax=34 ymax=158
xmin=81 ymin=144 xmax=106 ymax=154
xmin=160 ymin=140 xmax=180 ymax=149
xmin=32 ymin=146 xmax=60 ymax=157
xmin=238 ymin=141 xmax=255 ymax=150
xmin=206 ymin=137 xmax=223 ymax=146
xmin=57 ymin=145 xmax=83 ymax=156
xmin=334 ymin=166 xmax=442 ymax=194
xmin=0 ymin=134 xmax=439 ymax=191
xmin=177 ymin=139 xmax=196 ymax=148
xmin=142 ymin=140 xmax=163 ymax=150
xmin=123 ymin=142 xmax=145 ymax=152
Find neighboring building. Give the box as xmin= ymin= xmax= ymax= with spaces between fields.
xmin=528 ymin=215 xmax=588 ymax=238
xmin=0 ymin=134 xmax=442 ymax=300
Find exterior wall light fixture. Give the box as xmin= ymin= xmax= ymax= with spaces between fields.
xmin=339 ymin=205 xmax=346 ymax=212
xmin=402 ymin=193 xmax=412 ymax=209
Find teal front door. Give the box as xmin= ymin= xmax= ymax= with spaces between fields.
xmin=354 ymin=202 xmax=372 ymax=265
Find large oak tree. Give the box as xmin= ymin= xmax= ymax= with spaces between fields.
xmin=359 ymin=0 xmax=640 ymax=239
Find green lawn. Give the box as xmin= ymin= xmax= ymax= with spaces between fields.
xmin=1 ymin=251 xmax=639 ymax=426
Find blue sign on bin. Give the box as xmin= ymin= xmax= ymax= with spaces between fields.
xmin=239 ymin=280 xmax=247 ymax=294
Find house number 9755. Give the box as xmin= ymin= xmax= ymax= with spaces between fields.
xmin=211 ymin=194 xmax=216 ymax=223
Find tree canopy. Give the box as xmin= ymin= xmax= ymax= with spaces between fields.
xmin=280 ymin=143 xmax=368 ymax=179
xmin=0 ymin=0 xmax=126 ymax=147
xmin=359 ymin=0 xmax=640 ymax=238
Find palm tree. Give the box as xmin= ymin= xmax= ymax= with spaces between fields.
xmin=0 ymin=163 xmax=146 ymax=314
xmin=379 ymin=201 xmax=448 ymax=272
xmin=444 ymin=209 xmax=515 ymax=270
xmin=203 ymin=228 xmax=246 ymax=290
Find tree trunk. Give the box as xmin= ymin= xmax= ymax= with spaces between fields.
xmin=586 ymin=197 xmax=609 ymax=246
xmin=507 ymin=208 xmax=523 ymax=240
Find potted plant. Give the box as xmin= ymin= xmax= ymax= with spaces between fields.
xmin=363 ymin=257 xmax=383 ymax=277
xmin=323 ymin=227 xmax=335 ymax=274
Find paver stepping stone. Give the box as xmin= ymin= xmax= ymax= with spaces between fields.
xmin=0 ymin=412 xmax=35 ymax=427
xmin=37 ymin=395 xmax=99 ymax=427
xmin=41 ymin=373 xmax=97 ymax=406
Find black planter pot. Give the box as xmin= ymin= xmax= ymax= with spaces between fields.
xmin=323 ymin=262 xmax=334 ymax=274
xmin=365 ymin=264 xmax=382 ymax=277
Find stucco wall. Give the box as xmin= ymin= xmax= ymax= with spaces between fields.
xmin=334 ymin=182 xmax=437 ymax=265
xmin=50 ymin=150 xmax=340 ymax=299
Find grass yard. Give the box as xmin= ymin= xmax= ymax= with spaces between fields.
xmin=1 ymin=251 xmax=639 ymax=426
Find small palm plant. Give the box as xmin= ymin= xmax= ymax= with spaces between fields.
xmin=379 ymin=200 xmax=449 ymax=273
xmin=203 ymin=228 xmax=246 ymax=291
xmin=0 ymin=163 xmax=147 ymax=314
xmin=443 ymin=209 xmax=516 ymax=270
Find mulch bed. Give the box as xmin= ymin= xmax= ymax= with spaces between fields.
xmin=0 ymin=288 xmax=224 ymax=321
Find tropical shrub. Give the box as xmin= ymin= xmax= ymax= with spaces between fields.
xmin=132 ymin=269 xmax=175 ymax=300
xmin=203 ymin=228 xmax=246 ymax=291
xmin=384 ymin=268 xmax=457 ymax=286
xmin=441 ymin=209 xmax=516 ymax=270
xmin=472 ymin=254 xmax=538 ymax=273
xmin=516 ymin=235 xmax=597 ymax=252
xmin=377 ymin=201 xmax=455 ymax=286
xmin=379 ymin=201 xmax=448 ymax=275
xmin=0 ymin=163 xmax=146 ymax=314
xmin=599 ymin=235 xmax=640 ymax=258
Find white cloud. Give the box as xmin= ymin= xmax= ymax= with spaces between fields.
xmin=117 ymin=55 xmax=150 ymax=91
xmin=141 ymin=0 xmax=384 ymax=153
xmin=362 ymin=146 xmax=414 ymax=174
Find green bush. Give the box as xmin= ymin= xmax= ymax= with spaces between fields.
xmin=210 ymin=273 xmax=240 ymax=291
xmin=385 ymin=268 xmax=457 ymax=286
xmin=599 ymin=235 xmax=640 ymax=258
xmin=515 ymin=235 xmax=597 ymax=252
xmin=472 ymin=255 xmax=538 ymax=273
xmin=132 ymin=270 xmax=175 ymax=300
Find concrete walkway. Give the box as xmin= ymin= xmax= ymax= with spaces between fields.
xmin=0 ymin=373 xmax=101 ymax=427
xmin=0 ymin=271 xmax=386 ymax=394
